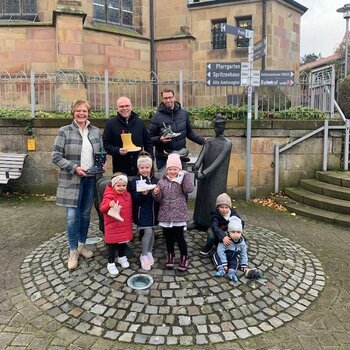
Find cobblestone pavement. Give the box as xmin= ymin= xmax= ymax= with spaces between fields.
xmin=1 ymin=195 xmax=350 ymax=349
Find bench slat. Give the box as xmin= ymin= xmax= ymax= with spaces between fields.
xmin=0 ymin=153 xmax=27 ymax=186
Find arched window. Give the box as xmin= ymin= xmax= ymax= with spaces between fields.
xmin=0 ymin=0 xmax=37 ymax=21
xmin=93 ymin=0 xmax=133 ymax=27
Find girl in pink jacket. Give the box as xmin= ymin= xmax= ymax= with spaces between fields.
xmin=99 ymin=173 xmax=133 ymax=276
xmin=153 ymin=153 xmax=194 ymax=272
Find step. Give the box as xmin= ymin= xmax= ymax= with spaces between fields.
xmin=284 ymin=187 xmax=350 ymax=214
xmin=316 ymin=171 xmax=350 ymax=188
xmin=300 ymin=178 xmax=350 ymax=201
xmin=272 ymin=196 xmax=350 ymax=227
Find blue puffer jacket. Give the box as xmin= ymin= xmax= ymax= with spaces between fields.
xmin=148 ymin=102 xmax=205 ymax=159
xmin=129 ymin=174 xmax=159 ymax=227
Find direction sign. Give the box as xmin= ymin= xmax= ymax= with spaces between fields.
xmin=260 ymin=70 xmax=295 ymax=86
xmin=206 ymin=62 xmax=242 ymax=86
xmin=241 ymin=69 xmax=261 ymax=87
xmin=220 ymin=23 xmax=253 ymax=38
xmin=253 ymin=38 xmax=267 ymax=61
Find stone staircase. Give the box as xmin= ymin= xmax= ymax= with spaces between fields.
xmin=273 ymin=171 xmax=350 ymax=227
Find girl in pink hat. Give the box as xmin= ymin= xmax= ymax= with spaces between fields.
xmin=152 ymin=153 xmax=194 ymax=271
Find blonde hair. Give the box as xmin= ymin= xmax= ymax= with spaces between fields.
xmin=71 ymin=99 xmax=91 ymax=117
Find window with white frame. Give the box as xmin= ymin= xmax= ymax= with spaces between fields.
xmin=93 ymin=0 xmax=133 ymax=27
xmin=0 ymin=0 xmax=37 ymax=21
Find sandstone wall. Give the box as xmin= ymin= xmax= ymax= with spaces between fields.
xmin=0 ymin=119 xmax=342 ymax=199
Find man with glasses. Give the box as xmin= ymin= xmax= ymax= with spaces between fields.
xmin=148 ymin=88 xmax=205 ymax=170
xmin=103 ymin=96 xmax=153 ymax=175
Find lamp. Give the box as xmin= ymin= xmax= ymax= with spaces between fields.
xmin=337 ymin=4 xmax=350 ymax=77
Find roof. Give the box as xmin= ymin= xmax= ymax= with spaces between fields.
xmin=188 ymin=0 xmax=308 ymax=13
xmin=300 ymin=53 xmax=342 ymax=71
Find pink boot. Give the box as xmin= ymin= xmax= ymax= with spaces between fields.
xmin=165 ymin=252 xmax=175 ymax=269
xmin=178 ymin=255 xmax=189 ymax=272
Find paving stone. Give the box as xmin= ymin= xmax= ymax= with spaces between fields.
xmin=16 ymin=218 xmax=326 ymax=346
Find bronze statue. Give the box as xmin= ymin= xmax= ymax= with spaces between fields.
xmin=190 ymin=114 xmax=232 ymax=229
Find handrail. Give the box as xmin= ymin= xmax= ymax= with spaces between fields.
xmin=274 ymin=116 xmax=350 ymax=193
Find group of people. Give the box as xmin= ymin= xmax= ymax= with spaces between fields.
xmin=52 ymin=90 xmax=251 ymax=281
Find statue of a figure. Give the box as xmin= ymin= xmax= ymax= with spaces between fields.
xmin=190 ymin=114 xmax=232 ymax=229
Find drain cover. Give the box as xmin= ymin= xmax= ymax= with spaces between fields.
xmin=127 ymin=274 xmax=154 ymax=290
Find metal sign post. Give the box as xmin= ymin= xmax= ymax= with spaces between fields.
xmin=246 ymin=33 xmax=254 ymax=201
xmin=221 ymin=23 xmax=254 ymax=201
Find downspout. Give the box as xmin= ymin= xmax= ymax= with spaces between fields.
xmin=262 ymin=0 xmax=266 ymax=70
xmin=150 ymin=0 xmax=157 ymax=107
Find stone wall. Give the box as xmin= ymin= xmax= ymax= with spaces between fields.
xmin=0 ymin=119 xmax=343 ymax=199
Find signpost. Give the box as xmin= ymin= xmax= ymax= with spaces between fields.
xmin=207 ymin=26 xmax=293 ymax=200
xmin=206 ymin=62 xmax=241 ymax=86
xmin=253 ymin=38 xmax=267 ymax=61
xmin=221 ymin=24 xmax=254 ymax=201
xmin=260 ymin=70 xmax=294 ymax=86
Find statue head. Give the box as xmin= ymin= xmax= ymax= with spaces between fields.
xmin=214 ymin=113 xmax=225 ymax=136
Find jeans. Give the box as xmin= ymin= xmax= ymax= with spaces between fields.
xmin=66 ymin=176 xmax=96 ymax=250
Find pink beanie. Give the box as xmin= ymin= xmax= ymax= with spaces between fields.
xmin=166 ymin=153 xmax=182 ymax=170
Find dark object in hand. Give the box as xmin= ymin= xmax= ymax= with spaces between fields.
xmin=245 ymin=268 xmax=261 ymax=280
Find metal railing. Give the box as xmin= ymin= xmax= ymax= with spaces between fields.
xmin=0 ymin=68 xmax=335 ymax=118
xmin=274 ymin=117 xmax=350 ymax=193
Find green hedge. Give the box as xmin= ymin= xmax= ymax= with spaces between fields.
xmin=0 ymin=105 xmax=327 ymax=121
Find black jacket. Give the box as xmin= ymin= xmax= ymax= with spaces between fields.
xmin=148 ymin=102 xmax=205 ymax=159
xmin=103 ymin=111 xmax=153 ymax=176
xmin=129 ymin=174 xmax=159 ymax=227
xmin=211 ymin=208 xmax=245 ymax=242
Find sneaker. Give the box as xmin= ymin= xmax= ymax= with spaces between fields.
xmin=147 ymin=252 xmax=154 ymax=266
xmin=78 ymin=244 xmax=94 ymax=258
xmin=118 ymin=256 xmax=130 ymax=268
xmin=107 ymin=263 xmax=119 ymax=276
xmin=68 ymin=250 xmax=79 ymax=270
xmin=140 ymin=255 xmax=151 ymax=271
xmin=200 ymin=245 xmax=213 ymax=256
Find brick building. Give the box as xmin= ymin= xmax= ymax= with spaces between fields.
xmin=0 ymin=0 xmax=307 ymax=78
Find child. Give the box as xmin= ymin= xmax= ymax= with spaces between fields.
xmin=99 ymin=173 xmax=133 ymax=276
xmin=200 ymin=193 xmax=244 ymax=256
xmin=129 ymin=152 xmax=159 ymax=271
xmin=213 ymin=216 xmax=248 ymax=282
xmin=152 ymin=153 xmax=194 ymax=271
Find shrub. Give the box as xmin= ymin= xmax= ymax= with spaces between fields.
xmin=337 ymin=78 xmax=350 ymax=118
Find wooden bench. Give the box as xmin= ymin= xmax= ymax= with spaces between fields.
xmin=0 ymin=153 xmax=28 ymax=189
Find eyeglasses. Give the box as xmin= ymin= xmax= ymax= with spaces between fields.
xmin=118 ymin=105 xmax=131 ymax=109
xmin=162 ymin=96 xmax=174 ymax=100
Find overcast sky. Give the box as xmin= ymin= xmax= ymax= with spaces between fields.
xmin=299 ymin=0 xmax=346 ymax=58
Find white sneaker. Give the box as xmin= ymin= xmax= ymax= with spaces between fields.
xmin=140 ymin=254 xmax=151 ymax=271
xmin=118 ymin=256 xmax=130 ymax=268
xmin=107 ymin=263 xmax=119 ymax=276
xmin=147 ymin=252 xmax=154 ymax=266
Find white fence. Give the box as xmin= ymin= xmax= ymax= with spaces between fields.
xmin=0 ymin=67 xmax=335 ymax=118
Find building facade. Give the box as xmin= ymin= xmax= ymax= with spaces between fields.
xmin=0 ymin=0 xmax=307 ymax=79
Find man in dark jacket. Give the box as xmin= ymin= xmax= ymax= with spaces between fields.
xmin=148 ymin=88 xmax=205 ymax=170
xmin=103 ymin=96 xmax=153 ymax=176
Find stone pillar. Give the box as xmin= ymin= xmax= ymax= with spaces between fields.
xmin=53 ymin=1 xmax=87 ymax=109
xmin=54 ymin=2 xmax=85 ymax=70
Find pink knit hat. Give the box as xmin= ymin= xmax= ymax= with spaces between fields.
xmin=166 ymin=153 xmax=182 ymax=170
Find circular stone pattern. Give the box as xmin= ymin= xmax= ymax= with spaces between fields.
xmin=20 ymin=221 xmax=325 ymax=346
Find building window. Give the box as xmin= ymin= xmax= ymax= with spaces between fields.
xmin=0 ymin=0 xmax=37 ymax=21
xmin=212 ymin=19 xmax=226 ymax=50
xmin=93 ymin=0 xmax=133 ymax=27
xmin=236 ymin=16 xmax=252 ymax=47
